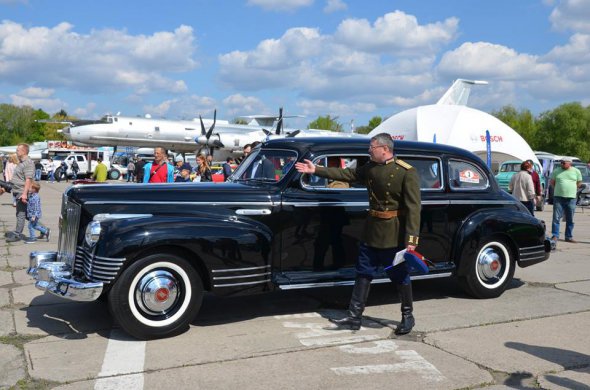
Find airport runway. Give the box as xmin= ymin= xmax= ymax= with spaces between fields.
xmin=1 ymin=181 xmax=589 ymax=389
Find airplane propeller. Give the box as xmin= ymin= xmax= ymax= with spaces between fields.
xmin=275 ymin=107 xmax=283 ymax=135
xmin=196 ymin=109 xmax=224 ymax=155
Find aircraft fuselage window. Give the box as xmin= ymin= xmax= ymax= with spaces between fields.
xmin=185 ymin=128 xmax=195 ymax=131
xmin=129 ymin=122 xmax=133 ymax=126
xmin=155 ymin=127 xmax=160 ymax=131
xmin=114 ymin=118 xmax=118 ymax=122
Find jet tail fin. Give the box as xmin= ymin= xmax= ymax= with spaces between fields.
xmin=436 ymin=79 xmax=488 ymax=106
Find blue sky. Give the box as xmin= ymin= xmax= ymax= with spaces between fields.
xmin=1 ymin=0 xmax=589 ymax=129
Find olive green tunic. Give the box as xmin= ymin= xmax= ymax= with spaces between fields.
xmin=314 ymin=157 xmax=421 ymax=249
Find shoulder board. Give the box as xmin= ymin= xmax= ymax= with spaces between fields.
xmin=396 ymin=159 xmax=413 ymax=170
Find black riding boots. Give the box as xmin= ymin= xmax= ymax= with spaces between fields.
xmin=330 ymin=275 xmax=371 ymax=330
xmin=394 ymin=282 xmax=415 ymax=335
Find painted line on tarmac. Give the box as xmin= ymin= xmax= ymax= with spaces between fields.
xmin=94 ymin=329 xmax=146 ymax=390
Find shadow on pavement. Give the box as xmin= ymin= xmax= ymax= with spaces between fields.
xmin=22 ymin=296 xmax=113 ymax=339
xmin=506 ymin=341 xmax=590 ymax=389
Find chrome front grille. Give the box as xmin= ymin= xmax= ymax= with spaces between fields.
xmin=74 ymin=246 xmax=125 ymax=283
xmin=57 ymin=194 xmax=81 ymax=269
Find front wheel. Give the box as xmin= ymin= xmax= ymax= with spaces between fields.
xmin=459 ymin=239 xmax=515 ymax=299
xmin=108 ymin=254 xmax=204 ymax=339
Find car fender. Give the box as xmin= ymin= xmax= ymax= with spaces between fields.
xmin=93 ymin=214 xmax=274 ymax=287
xmin=452 ymin=208 xmax=544 ymax=276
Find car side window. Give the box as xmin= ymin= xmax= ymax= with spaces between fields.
xmin=302 ymin=155 xmax=369 ymax=190
xmin=448 ymin=159 xmax=489 ymax=190
xmin=398 ymin=156 xmax=442 ymax=191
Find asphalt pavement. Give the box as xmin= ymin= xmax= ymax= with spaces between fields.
xmin=1 ymin=181 xmax=589 ymax=389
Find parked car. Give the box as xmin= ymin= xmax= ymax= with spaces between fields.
xmin=495 ymin=160 xmax=546 ymax=211
xmin=27 ymin=138 xmax=551 ymax=339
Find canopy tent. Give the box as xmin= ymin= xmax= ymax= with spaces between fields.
xmin=369 ymin=104 xmax=539 ymax=172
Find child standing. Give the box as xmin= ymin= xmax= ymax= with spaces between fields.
xmin=25 ymin=182 xmax=50 ymax=243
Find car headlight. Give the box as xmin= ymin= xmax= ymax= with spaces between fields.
xmin=85 ymin=220 xmax=102 ymax=246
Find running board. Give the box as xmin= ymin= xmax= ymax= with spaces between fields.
xmin=278 ymin=272 xmax=453 ymax=290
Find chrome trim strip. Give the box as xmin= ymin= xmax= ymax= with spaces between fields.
xmin=84 ymin=201 xmax=276 ymax=206
xmin=212 ymin=265 xmax=270 ymax=273
xmin=519 ymin=254 xmax=546 ymax=262
xmin=282 ymin=202 xmax=368 ymax=207
xmin=278 ymin=272 xmax=453 ymax=290
xmin=449 ymin=200 xmax=514 ymax=205
xmin=519 ymin=245 xmax=545 ymax=251
xmin=213 ymin=272 xmax=271 ymax=280
xmin=213 ymin=279 xmax=270 ymax=287
xmin=93 ymin=213 xmax=153 ymax=221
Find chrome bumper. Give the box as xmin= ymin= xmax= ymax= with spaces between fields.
xmin=27 ymin=251 xmax=103 ymax=302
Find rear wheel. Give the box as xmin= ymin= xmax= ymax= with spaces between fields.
xmin=108 ymin=253 xmax=204 ymax=339
xmin=108 ymin=169 xmax=121 ymax=180
xmin=459 ymin=239 xmax=515 ymax=299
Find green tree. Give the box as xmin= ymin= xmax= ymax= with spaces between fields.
xmin=535 ymin=102 xmax=590 ymax=161
xmin=0 ymin=104 xmax=44 ymax=146
xmin=232 ymin=118 xmax=248 ymax=125
xmin=308 ymin=115 xmax=342 ymax=132
xmin=356 ymin=116 xmax=384 ymax=135
xmin=492 ymin=105 xmax=537 ymax=149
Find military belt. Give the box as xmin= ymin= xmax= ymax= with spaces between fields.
xmin=368 ymin=209 xmax=405 ymax=219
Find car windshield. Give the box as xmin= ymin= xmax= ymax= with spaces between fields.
xmin=229 ymin=147 xmax=298 ymax=184
xmin=500 ymin=163 xmax=521 ymax=172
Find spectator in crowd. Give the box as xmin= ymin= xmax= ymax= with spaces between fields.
xmin=59 ymin=160 xmax=68 ymax=182
xmin=550 ymin=157 xmax=582 ymax=244
xmin=0 ymin=154 xmax=4 ymax=177
xmin=46 ymin=158 xmax=55 ymax=183
xmin=222 ymin=157 xmax=234 ymax=181
xmin=526 ymin=159 xmax=542 ymax=206
xmin=34 ymin=160 xmax=43 ymax=181
xmin=71 ymin=159 xmax=79 ymax=180
xmin=127 ymin=160 xmax=136 ymax=182
xmin=25 ymin=181 xmax=50 ymax=243
xmin=236 ymin=144 xmax=252 ymax=165
xmin=509 ymin=161 xmax=536 ymax=215
xmin=1 ymin=144 xmax=34 ymax=242
xmin=175 ymin=163 xmax=193 ymax=182
xmin=143 ymin=147 xmax=174 ymax=183
xmin=4 ymin=153 xmax=17 ymax=182
xmin=135 ymin=158 xmax=145 ymax=183
xmin=4 ymin=154 xmax=18 ymax=206
xmin=195 ymin=155 xmax=212 ymax=182
xmin=92 ymin=158 xmax=108 ymax=182
xmin=206 ymin=155 xmax=213 ymax=167
xmin=173 ymin=158 xmax=184 ymax=181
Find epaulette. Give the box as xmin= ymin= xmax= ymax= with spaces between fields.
xmin=396 ymin=158 xmax=413 ymax=170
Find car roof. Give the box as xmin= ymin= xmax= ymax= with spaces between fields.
xmin=262 ymin=137 xmax=480 ymax=160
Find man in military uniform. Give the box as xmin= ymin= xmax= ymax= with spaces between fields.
xmin=295 ymin=133 xmax=421 ymax=335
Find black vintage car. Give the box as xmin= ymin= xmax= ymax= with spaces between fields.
xmin=28 ymin=138 xmax=551 ymax=339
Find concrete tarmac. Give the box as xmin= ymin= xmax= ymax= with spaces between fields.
xmin=1 ymin=181 xmax=589 ymax=389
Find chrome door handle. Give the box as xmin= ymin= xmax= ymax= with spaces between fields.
xmin=235 ymin=209 xmax=271 ymax=215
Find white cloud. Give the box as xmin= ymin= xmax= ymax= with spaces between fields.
xmin=549 ymin=0 xmax=590 ymax=33
xmin=544 ymin=33 xmax=590 ymax=64
xmin=437 ymin=42 xmax=557 ymax=81
xmin=0 ymin=21 xmax=197 ymax=95
xmin=334 ymin=11 xmax=458 ymax=55
xmin=222 ymin=94 xmax=267 ymax=117
xmin=143 ymin=95 xmax=216 ymax=119
xmin=324 ymin=0 xmax=347 ymax=14
xmin=247 ymin=0 xmax=313 ymax=12
xmin=9 ymin=88 xmax=66 ymax=113
xmin=73 ymin=102 xmax=97 ymax=118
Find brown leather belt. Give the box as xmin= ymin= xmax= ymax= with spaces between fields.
xmin=369 ymin=209 xmax=405 ymax=219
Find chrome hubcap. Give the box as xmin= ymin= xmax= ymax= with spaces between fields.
xmin=477 ymin=247 xmax=504 ymax=283
xmin=135 ymin=270 xmax=180 ymax=315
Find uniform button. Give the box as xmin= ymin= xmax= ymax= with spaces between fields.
xmin=387 ymin=183 xmax=390 ymax=186
xmin=386 ymin=191 xmax=389 ymax=195
xmin=390 ymin=174 xmax=393 ymax=177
